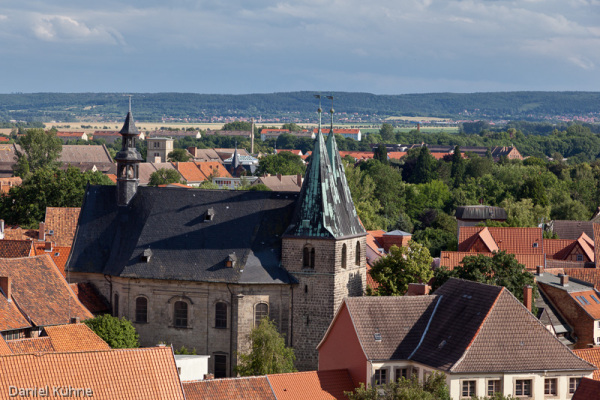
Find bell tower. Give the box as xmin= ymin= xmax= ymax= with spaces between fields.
xmin=115 ymin=97 xmax=143 ymax=206
xmin=283 ymin=95 xmax=366 ymax=371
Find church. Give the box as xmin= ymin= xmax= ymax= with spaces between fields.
xmin=66 ymin=100 xmax=367 ymax=376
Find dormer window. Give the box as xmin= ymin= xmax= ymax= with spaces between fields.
xmin=205 ymin=208 xmax=215 ymax=222
xmin=226 ymin=253 xmax=236 ymax=268
xmin=141 ymin=248 xmax=152 ymax=263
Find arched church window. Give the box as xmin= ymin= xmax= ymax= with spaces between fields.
xmin=255 ymin=303 xmax=268 ymax=327
xmin=135 ymin=297 xmax=148 ymax=323
xmin=174 ymin=301 xmax=188 ymax=328
xmin=303 ymin=245 xmax=315 ymax=269
xmin=355 ymin=241 xmax=361 ymax=265
xmin=342 ymin=244 xmax=347 ymax=269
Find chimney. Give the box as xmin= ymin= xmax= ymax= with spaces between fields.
xmin=277 ymin=173 xmax=282 ymax=181
xmin=523 ymin=285 xmax=532 ymax=312
xmin=406 ymin=283 xmax=431 ymax=296
xmin=0 ymin=219 xmax=4 ymax=240
xmin=0 ymin=276 xmax=11 ymax=301
xmin=297 ymin=174 xmax=302 ymax=187
xmin=70 ymin=317 xmax=80 ymax=324
xmin=204 ymin=373 xmax=214 ymax=380
xmin=560 ymin=274 xmax=569 ymax=286
xmin=38 ymin=222 xmax=45 ymax=241
xmin=44 ymin=241 xmax=52 ymax=251
xmin=536 ymin=265 xmax=544 ymax=276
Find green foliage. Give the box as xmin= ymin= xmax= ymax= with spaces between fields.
xmin=247 ymin=183 xmax=273 ymax=191
xmin=174 ymin=345 xmax=197 ymax=355
xmin=14 ymin=129 xmax=62 ymax=177
xmin=450 ymin=146 xmax=465 ymax=187
xmin=148 ymin=168 xmax=182 ymax=186
xmin=167 ymin=148 xmax=191 ymax=162
xmin=380 ymin=123 xmax=395 ymax=142
xmin=222 ymin=121 xmax=252 ymax=131
xmin=411 ymin=147 xmax=438 ymax=184
xmin=346 ymin=373 xmax=450 ymax=400
xmin=373 ymin=143 xmax=388 ymax=164
xmin=0 ymin=166 xmax=114 ymax=227
xmin=282 ymin=123 xmax=301 ymax=132
xmin=412 ymin=228 xmax=457 ymax=258
xmin=235 ymin=317 xmax=296 ymax=376
xmin=369 ymin=241 xmax=434 ymax=296
xmin=197 ymin=180 xmax=221 ymax=190
xmin=84 ymin=314 xmax=139 ymax=349
xmin=433 ymin=251 xmax=538 ymax=306
xmin=257 ymin=152 xmax=306 ymax=176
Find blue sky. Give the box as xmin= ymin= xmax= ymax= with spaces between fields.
xmin=0 ymin=0 xmax=599 ymax=94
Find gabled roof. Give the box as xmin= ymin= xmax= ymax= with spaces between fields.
xmin=573 ymin=349 xmax=600 ymax=380
xmin=0 ymin=239 xmax=32 ymax=258
xmin=2 ymin=227 xmax=38 ymax=241
xmin=195 ymin=161 xmax=232 ymax=179
xmin=458 ymin=226 xmax=543 ymax=254
xmin=183 ymin=376 xmax=275 ymax=400
xmin=455 ymin=205 xmax=507 ymax=221
xmin=44 ymin=207 xmax=81 ymax=247
xmin=6 ymin=337 xmax=55 ymax=354
xmin=551 ymin=220 xmax=595 ymax=240
xmin=0 ymin=255 xmax=92 ymax=329
xmin=0 ymin=337 xmax=11 ymax=355
xmin=43 ymin=323 xmax=110 ymax=352
xmin=0 ymin=347 xmax=185 ymax=400
xmin=68 ymin=186 xmax=297 ymax=284
xmin=387 ymin=152 xmax=406 ymax=160
xmin=33 ymin=244 xmax=71 ymax=277
xmin=59 ymin=144 xmax=114 ymax=164
xmin=0 ymin=296 xmax=31 ymax=331
xmin=175 ymin=162 xmax=209 ymax=183
xmin=439 ymin=251 xmax=544 ymax=271
xmin=572 ymin=378 xmax=600 ymax=400
xmin=268 ymin=370 xmax=354 ymax=400
xmin=255 ymin=175 xmax=302 ymax=192
xmin=322 ymin=278 xmax=595 ymax=374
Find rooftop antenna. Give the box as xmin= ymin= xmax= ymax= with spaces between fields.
xmin=314 ymin=94 xmax=322 ymax=134
xmin=327 ymin=95 xmax=334 ymax=133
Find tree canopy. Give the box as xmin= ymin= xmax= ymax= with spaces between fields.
xmin=148 ymin=168 xmax=182 ymax=186
xmin=257 ymin=152 xmax=306 ymax=176
xmin=235 ymin=317 xmax=296 ymax=376
xmin=346 ymin=373 xmax=450 ymax=400
xmin=167 ymin=148 xmax=191 ymax=162
xmin=84 ymin=314 xmax=139 ymax=349
xmin=14 ymin=128 xmax=62 ymax=177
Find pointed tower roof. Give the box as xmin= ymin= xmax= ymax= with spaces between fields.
xmin=285 ymin=97 xmax=365 ymax=239
xmin=119 ymin=97 xmax=139 ymax=136
xmin=232 ymin=144 xmax=240 ymax=169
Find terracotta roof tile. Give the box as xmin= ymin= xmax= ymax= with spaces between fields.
xmin=573 ymin=349 xmax=600 ymax=380
xmin=44 ymin=323 xmax=110 ymax=352
xmin=439 ymin=251 xmax=544 ymax=271
xmin=44 ymin=207 xmax=81 ymax=247
xmin=0 ymin=347 xmax=185 ymax=400
xmin=2 ymin=227 xmax=37 ymax=241
xmin=0 ymin=337 xmax=10 ymax=355
xmin=268 ymin=369 xmax=355 ymax=400
xmin=183 ymin=376 xmax=275 ymax=400
xmin=387 ymin=151 xmax=406 ymax=160
xmin=68 ymin=282 xmax=110 ymax=314
xmin=594 ymin=223 xmax=600 ymax=268
xmin=0 ymin=255 xmax=92 ymax=327
xmin=572 ymin=377 xmax=600 ymax=400
xmin=338 ymin=151 xmax=374 ymax=161
xmin=195 ymin=161 xmax=232 ymax=179
xmin=0 ymin=239 xmax=32 ymax=258
xmin=6 ymin=337 xmax=55 ymax=354
xmin=458 ymin=226 xmax=543 ymax=254
xmin=568 ymin=290 xmax=600 ymax=319
xmin=544 ymin=239 xmax=575 ymax=258
xmin=175 ymin=162 xmax=209 ymax=183
xmin=0 ymin=295 xmax=31 ymax=331
xmin=34 ymin=244 xmax=71 ymax=277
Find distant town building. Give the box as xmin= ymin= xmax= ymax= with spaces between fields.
xmin=146 ymin=137 xmax=174 ymax=163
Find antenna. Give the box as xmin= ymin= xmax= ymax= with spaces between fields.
xmin=314 ymin=94 xmax=322 ymax=133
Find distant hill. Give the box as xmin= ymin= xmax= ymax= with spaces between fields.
xmin=1 ymin=92 xmax=599 ymax=122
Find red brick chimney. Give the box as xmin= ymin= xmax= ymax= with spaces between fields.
xmin=277 ymin=173 xmax=282 ymax=181
xmin=406 ymin=283 xmax=431 ymax=296
xmin=38 ymin=222 xmax=45 ymax=241
xmin=560 ymin=274 xmax=569 ymax=287
xmin=536 ymin=265 xmax=544 ymax=276
xmin=523 ymin=285 xmax=532 ymax=312
xmin=0 ymin=276 xmax=11 ymax=301
xmin=297 ymin=174 xmax=302 ymax=187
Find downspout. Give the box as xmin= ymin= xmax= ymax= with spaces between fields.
xmin=226 ymin=283 xmax=235 ymax=377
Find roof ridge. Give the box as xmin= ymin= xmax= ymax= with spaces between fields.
xmin=0 ymin=346 xmax=170 ymax=359
xmin=449 ymin=285 xmax=503 ymax=372
xmin=407 ymin=295 xmax=443 ymax=360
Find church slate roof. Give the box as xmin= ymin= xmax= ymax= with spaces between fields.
xmin=67 ymin=186 xmax=298 ymax=284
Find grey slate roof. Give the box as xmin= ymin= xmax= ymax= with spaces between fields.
xmin=455 ymin=205 xmax=507 ymax=221
xmin=67 ymin=186 xmax=298 ymax=284
xmin=285 ymin=130 xmax=365 ymax=239
xmin=550 ymin=220 xmax=595 ymax=240
xmin=335 ymin=278 xmax=595 ymax=373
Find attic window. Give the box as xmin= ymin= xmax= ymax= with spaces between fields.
xmin=54 ymin=252 xmax=60 ymax=257
xmin=226 ymin=253 xmax=237 ymax=268
xmin=141 ymin=248 xmax=152 ymax=263
xmin=532 ymin=243 xmax=539 ymax=248
xmin=48 ymin=230 xmax=54 ymax=235
xmin=591 ymin=295 xmax=600 ymax=304
xmin=374 ymin=333 xmax=382 ymax=342
xmin=205 ymin=208 xmax=215 ymax=222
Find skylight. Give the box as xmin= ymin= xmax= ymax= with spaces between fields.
xmin=591 ymin=295 xmax=600 ymax=304
xmin=374 ymin=333 xmax=382 ymax=342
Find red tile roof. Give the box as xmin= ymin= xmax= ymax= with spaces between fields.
xmin=312 ymin=128 xmax=360 ymax=135
xmin=569 ymin=290 xmax=600 ymax=319
xmin=387 ymin=151 xmax=407 ymax=160
xmin=56 ymin=131 xmax=85 ymax=138
xmin=458 ymin=226 xmax=543 ymax=254
xmin=6 ymin=337 xmax=55 ymax=354
xmin=338 ymin=151 xmax=373 ymax=161
xmin=183 ymin=376 xmax=276 ymax=400
xmin=2 ymin=227 xmax=38 ymax=241
xmin=68 ymin=282 xmax=110 ymax=314
xmin=439 ymin=251 xmax=545 ymax=271
xmin=43 ymin=323 xmax=110 ymax=352
xmin=572 ymin=377 xmax=600 ymax=400
xmin=0 ymin=347 xmax=185 ymax=400
xmin=0 ymin=255 xmax=92 ymax=329
xmin=34 ymin=244 xmax=71 ymax=277
xmin=0 ymin=337 xmax=11 ymax=355
xmin=195 ymin=161 xmax=231 ymax=179
xmin=0 ymin=239 xmax=32 ymax=258
xmin=44 ymin=207 xmax=81 ymax=247
xmin=175 ymin=162 xmax=209 ymax=183
xmin=0 ymin=137 xmax=9 ymax=143
xmin=573 ymin=349 xmax=600 ymax=380
xmin=268 ymin=369 xmax=354 ymax=400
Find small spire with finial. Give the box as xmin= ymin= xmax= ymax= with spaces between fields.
xmin=314 ymin=94 xmax=322 ymax=134
xmin=327 ymin=95 xmax=334 ymax=134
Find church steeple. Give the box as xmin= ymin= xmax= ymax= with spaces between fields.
xmin=115 ymin=97 xmax=143 ymax=206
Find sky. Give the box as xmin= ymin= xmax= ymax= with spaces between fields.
xmin=0 ymin=0 xmax=599 ymax=94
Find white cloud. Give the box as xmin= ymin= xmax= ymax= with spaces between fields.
xmin=31 ymin=14 xmax=125 ymax=45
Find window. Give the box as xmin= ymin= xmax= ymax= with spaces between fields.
xmin=544 ymin=378 xmax=557 ymax=396
xmin=395 ymin=368 xmax=409 ymax=381
xmin=254 ymin=303 xmax=268 ymax=326
xmin=303 ymin=245 xmax=315 ymax=269
xmin=135 ymin=297 xmax=148 ymax=323
xmin=462 ymin=381 xmax=476 ymax=398
xmin=487 ymin=380 xmax=501 ymax=396
xmin=373 ymin=368 xmax=387 ymax=386
xmin=174 ymin=301 xmax=188 ymax=328
xmin=569 ymin=377 xmax=581 ymax=394
xmin=576 ymin=254 xmax=584 ymax=261
xmin=355 ymin=241 xmax=361 ymax=265
xmin=113 ymin=293 xmax=119 ymax=317
xmin=215 ymin=302 xmax=227 ymax=329
xmin=153 ymin=142 xmax=159 ymax=148
xmin=214 ymin=354 xmax=227 ymax=378
xmin=515 ymin=379 xmax=532 ymax=397
xmin=591 ymin=295 xmax=600 ymax=304
xmin=341 ymin=244 xmax=347 ymax=269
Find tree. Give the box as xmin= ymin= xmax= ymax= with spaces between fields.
xmin=257 ymin=152 xmax=305 ymax=176
xmin=411 ymin=147 xmax=437 ymax=184
xmin=450 ymin=145 xmax=465 ymax=187
xmin=0 ymin=166 xmax=114 ymax=227
xmin=14 ymin=128 xmax=62 ymax=177
xmin=235 ymin=317 xmax=296 ymax=376
xmin=167 ymin=148 xmax=191 ymax=162
xmin=346 ymin=373 xmax=450 ymax=400
xmin=373 ymin=143 xmax=388 ymax=164
xmin=222 ymin=121 xmax=252 ymax=131
xmin=282 ymin=123 xmax=301 ymax=132
xmin=379 ymin=123 xmax=395 ymax=142
xmin=84 ymin=314 xmax=139 ymax=348
xmin=432 ymin=251 xmax=537 ymax=306
xmin=369 ymin=241 xmax=434 ymax=296
xmin=148 ymin=168 xmax=182 ymax=186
